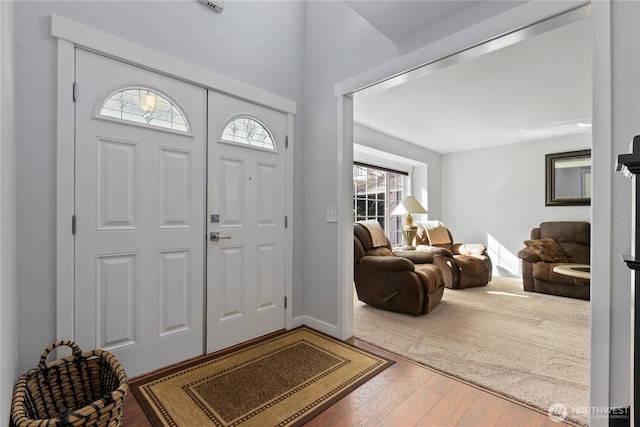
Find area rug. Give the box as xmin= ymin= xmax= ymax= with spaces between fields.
xmin=353 ymin=275 xmax=590 ymax=426
xmin=131 ymin=326 xmax=393 ymax=427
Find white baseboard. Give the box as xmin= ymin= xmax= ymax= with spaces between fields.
xmin=291 ymin=315 xmax=340 ymax=338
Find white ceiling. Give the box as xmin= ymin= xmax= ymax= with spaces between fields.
xmin=351 ymin=6 xmax=592 ymax=154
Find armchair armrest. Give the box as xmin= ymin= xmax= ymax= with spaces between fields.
xmin=415 ymin=245 xmax=454 ymax=258
xmin=359 ymin=255 xmax=415 ymax=271
xmin=517 ymin=247 xmax=540 ymax=263
xmin=393 ymin=250 xmax=434 ymax=264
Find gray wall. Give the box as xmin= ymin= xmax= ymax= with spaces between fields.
xmin=1 ymin=0 xmax=17 ymax=422
xmin=14 ymin=0 xmax=305 ymax=375
xmin=441 ymin=134 xmax=591 ymax=275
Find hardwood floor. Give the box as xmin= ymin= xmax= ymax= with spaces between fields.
xmin=123 ymin=338 xmax=579 ymax=427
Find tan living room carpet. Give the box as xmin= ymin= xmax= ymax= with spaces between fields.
xmin=130 ymin=326 xmax=393 ymax=427
xmin=354 ymin=275 xmax=590 ymax=426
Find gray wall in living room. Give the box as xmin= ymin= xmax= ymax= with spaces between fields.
xmin=440 ymin=133 xmax=591 ymax=276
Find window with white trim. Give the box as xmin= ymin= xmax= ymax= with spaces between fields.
xmin=353 ymin=162 xmax=407 ymax=246
xmin=221 ymin=117 xmax=276 ymax=151
xmin=99 ymin=88 xmax=189 ymax=132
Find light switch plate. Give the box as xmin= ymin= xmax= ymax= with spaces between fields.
xmin=326 ymin=206 xmax=338 ymax=223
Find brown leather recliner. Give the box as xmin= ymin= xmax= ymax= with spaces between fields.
xmin=354 ymin=222 xmax=444 ymax=315
xmin=414 ymin=221 xmax=492 ymax=289
xmin=517 ymin=221 xmax=590 ymax=300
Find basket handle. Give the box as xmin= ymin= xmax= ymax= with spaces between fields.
xmin=39 ymin=340 xmax=83 ymax=367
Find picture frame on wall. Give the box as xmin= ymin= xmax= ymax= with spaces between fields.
xmin=545 ymin=149 xmax=591 ymax=206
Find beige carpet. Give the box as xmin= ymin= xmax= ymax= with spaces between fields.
xmin=131 ymin=327 xmax=393 ymax=427
xmin=354 ymin=275 xmax=590 ymax=426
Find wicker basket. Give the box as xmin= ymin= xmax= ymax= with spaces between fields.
xmin=10 ymin=340 xmax=128 ymax=427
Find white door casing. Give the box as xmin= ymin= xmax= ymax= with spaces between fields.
xmin=206 ymin=90 xmax=287 ymax=352
xmin=74 ymin=49 xmax=206 ymax=376
xmin=55 ymin=21 xmax=295 ymax=375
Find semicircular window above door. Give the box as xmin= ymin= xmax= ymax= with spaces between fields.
xmin=221 ymin=116 xmax=276 ymax=151
xmin=99 ymin=88 xmax=190 ymax=133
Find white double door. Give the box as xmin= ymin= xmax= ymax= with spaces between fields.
xmin=74 ymin=50 xmax=286 ymax=376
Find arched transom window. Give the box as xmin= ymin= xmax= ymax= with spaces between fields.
xmin=221 ymin=117 xmax=276 ymax=151
xmin=99 ymin=88 xmax=189 ymax=133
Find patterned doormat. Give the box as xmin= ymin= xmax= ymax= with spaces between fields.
xmin=130 ymin=327 xmax=393 ymax=426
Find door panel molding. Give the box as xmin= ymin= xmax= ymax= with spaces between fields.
xmin=95 ymin=252 xmax=137 ymax=350
xmin=96 ymin=138 xmax=139 ymax=230
xmin=159 ymin=147 xmax=193 ymax=229
xmin=158 ymin=249 xmax=192 ymax=337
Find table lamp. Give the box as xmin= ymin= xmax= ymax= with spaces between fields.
xmin=391 ymin=196 xmax=428 ymax=250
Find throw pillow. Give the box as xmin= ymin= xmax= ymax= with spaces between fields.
xmin=523 ymin=238 xmax=568 ymax=263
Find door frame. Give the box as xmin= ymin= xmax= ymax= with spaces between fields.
xmin=335 ymin=2 xmax=611 ymax=425
xmin=52 ymin=15 xmax=296 ymax=347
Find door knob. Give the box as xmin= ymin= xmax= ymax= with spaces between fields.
xmin=210 ymin=232 xmax=231 ymax=241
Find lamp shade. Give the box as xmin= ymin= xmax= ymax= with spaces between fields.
xmin=391 ymin=196 xmax=428 ymax=216
xmin=391 ymin=196 xmax=427 ymax=250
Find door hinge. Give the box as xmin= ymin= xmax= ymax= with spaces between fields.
xmin=72 ymin=82 xmax=77 ymax=102
xmin=285 ymin=216 xmax=288 ymax=229
xmin=284 ymin=296 xmax=287 ymax=310
xmin=72 ymin=215 xmax=76 ymax=235
xmin=285 ymin=135 xmax=289 ymax=148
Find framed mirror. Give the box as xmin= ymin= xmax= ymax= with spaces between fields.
xmin=545 ymin=149 xmax=591 ymax=206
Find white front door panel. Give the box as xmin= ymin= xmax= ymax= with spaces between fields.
xmin=75 ymin=50 xmax=206 ymax=376
xmin=207 ymin=91 xmax=287 ymax=352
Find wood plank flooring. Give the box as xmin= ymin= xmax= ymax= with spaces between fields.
xmin=123 ymin=338 xmax=579 ymax=427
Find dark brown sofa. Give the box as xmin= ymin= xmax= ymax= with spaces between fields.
xmin=414 ymin=222 xmax=492 ymax=289
xmin=517 ymin=221 xmax=590 ymax=300
xmin=354 ymin=222 xmax=444 ymax=315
